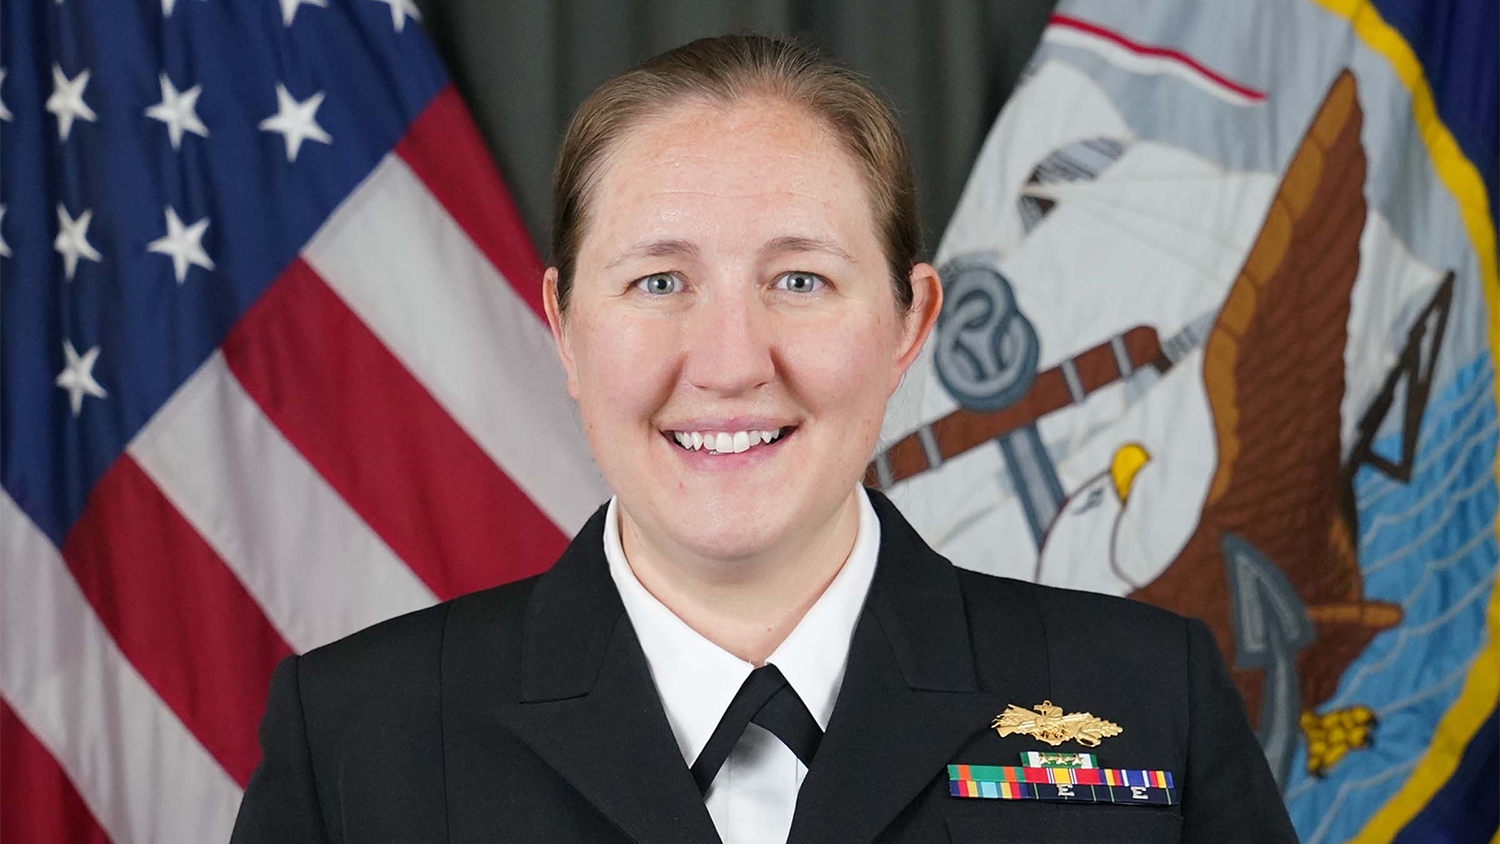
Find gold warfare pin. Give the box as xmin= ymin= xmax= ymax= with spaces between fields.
xmin=991 ymin=700 xmax=1123 ymax=748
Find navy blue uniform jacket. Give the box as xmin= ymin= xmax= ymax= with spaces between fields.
xmin=230 ymin=490 xmax=1298 ymax=843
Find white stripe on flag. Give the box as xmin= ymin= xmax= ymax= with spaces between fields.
xmin=304 ymin=155 xmax=610 ymax=534
xmin=0 ymin=491 xmax=243 ymax=844
xmin=128 ymin=352 xmax=438 ymax=653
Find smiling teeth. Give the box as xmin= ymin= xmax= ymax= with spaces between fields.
xmin=672 ymin=428 xmax=785 ymax=453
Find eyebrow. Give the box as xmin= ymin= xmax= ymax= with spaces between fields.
xmin=760 ymin=235 xmax=858 ymax=265
xmin=604 ymin=235 xmax=857 ymax=269
xmin=604 ymin=239 xmax=699 ymax=269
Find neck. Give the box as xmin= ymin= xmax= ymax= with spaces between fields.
xmin=618 ymin=489 xmax=862 ymax=665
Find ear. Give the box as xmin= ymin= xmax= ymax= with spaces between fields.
xmin=889 ymin=262 xmax=943 ymax=394
xmin=543 ymin=267 xmax=581 ymax=399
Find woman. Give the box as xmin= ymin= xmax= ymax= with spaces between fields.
xmin=232 ymin=35 xmax=1296 ymax=844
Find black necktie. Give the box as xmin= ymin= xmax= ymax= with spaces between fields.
xmin=690 ymin=664 xmax=823 ymax=795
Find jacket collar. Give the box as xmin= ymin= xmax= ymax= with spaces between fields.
xmin=504 ymin=503 xmax=720 ymax=843
xmin=498 ymin=489 xmax=1044 ymax=844
xmin=518 ymin=502 xmax=625 ymax=703
xmin=519 ymin=489 xmax=980 ymax=703
xmin=785 ymin=490 xmax=1029 ymax=844
xmin=860 ymin=489 xmax=980 ymax=693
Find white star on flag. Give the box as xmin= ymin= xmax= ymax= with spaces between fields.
xmin=145 ymin=73 xmax=209 ymax=149
xmin=46 ymin=64 xmax=98 ymax=141
xmin=162 ymin=0 xmax=204 ymax=16
xmin=148 ymin=207 xmax=216 ymax=284
xmin=259 ymin=83 xmax=332 ymax=162
xmin=56 ymin=340 xmax=108 ymax=416
xmin=278 ymin=0 xmax=327 ymax=27
xmin=54 ymin=204 xmax=102 ymax=281
xmin=0 ymin=69 xmax=11 ymax=122
xmin=0 ymin=206 xmax=10 ymax=258
xmin=370 ymin=0 xmax=420 ymax=32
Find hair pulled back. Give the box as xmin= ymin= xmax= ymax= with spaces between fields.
xmin=550 ymin=34 xmax=921 ymax=314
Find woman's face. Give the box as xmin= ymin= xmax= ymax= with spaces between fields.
xmin=545 ymin=95 xmax=939 ymax=564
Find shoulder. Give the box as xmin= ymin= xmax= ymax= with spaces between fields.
xmin=291 ymin=575 xmax=541 ymax=715
xmin=955 ymin=567 xmax=1195 ymax=682
xmin=870 ymin=488 xmax=1191 ymax=664
xmin=955 ymin=566 xmax=1188 ymax=638
xmin=305 ymin=575 xmax=539 ymax=669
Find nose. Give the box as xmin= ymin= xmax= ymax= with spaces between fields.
xmin=681 ymin=286 xmax=775 ymax=395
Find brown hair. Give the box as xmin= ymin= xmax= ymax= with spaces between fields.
xmin=550 ymin=34 xmax=921 ymax=314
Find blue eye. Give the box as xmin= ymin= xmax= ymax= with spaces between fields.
xmin=776 ymin=272 xmax=825 ymax=293
xmin=635 ymin=273 xmax=682 ymax=295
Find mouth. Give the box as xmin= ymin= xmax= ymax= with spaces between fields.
xmin=660 ymin=426 xmax=796 ymax=455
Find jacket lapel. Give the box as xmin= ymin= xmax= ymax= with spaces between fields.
xmin=452 ymin=505 xmax=721 ymax=844
xmin=787 ymin=491 xmax=1051 ymax=844
xmin=446 ymin=492 xmax=1050 ymax=844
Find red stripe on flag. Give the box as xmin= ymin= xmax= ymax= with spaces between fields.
xmin=223 ymin=258 xmax=568 ymax=600
xmin=396 ymin=86 xmax=548 ymax=321
xmin=0 ymin=700 xmax=112 ymax=844
xmin=58 ymin=456 xmax=290 ymax=785
xmin=1048 ymin=14 xmax=1267 ymax=102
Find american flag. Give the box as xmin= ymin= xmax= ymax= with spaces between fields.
xmin=0 ymin=0 xmax=607 ymax=839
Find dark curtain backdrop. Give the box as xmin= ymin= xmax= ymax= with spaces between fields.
xmin=413 ymin=0 xmax=1060 ymax=263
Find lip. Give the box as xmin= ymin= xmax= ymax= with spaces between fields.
xmin=657 ymin=416 xmax=798 ymax=434
xmin=659 ymin=425 xmax=796 ymax=471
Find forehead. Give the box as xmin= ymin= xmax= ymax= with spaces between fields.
xmin=580 ymin=96 xmax=880 ymax=261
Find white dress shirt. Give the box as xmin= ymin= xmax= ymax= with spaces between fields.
xmin=603 ymin=488 xmax=880 ymax=844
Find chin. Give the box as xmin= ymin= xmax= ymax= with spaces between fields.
xmin=663 ymin=476 xmax=865 ymax=564
xmin=666 ymin=497 xmax=798 ymax=562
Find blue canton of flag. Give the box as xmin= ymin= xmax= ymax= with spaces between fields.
xmin=3 ymin=0 xmax=444 ymax=545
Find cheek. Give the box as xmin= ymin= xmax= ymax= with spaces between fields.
xmin=571 ymin=314 xmax=681 ymax=429
xmin=779 ymin=309 xmax=898 ymax=427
